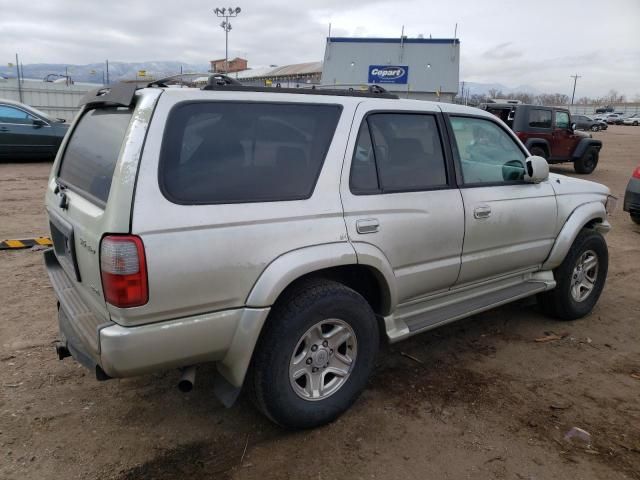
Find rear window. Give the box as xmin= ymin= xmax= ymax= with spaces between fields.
xmin=160 ymin=102 xmax=341 ymax=204
xmin=58 ymin=107 xmax=132 ymax=205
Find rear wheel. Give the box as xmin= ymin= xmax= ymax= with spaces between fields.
xmin=574 ymin=146 xmax=599 ymax=174
xmin=529 ymin=145 xmax=547 ymax=159
xmin=631 ymin=214 xmax=640 ymax=225
xmin=251 ymin=279 xmax=379 ymax=428
xmin=590 ymin=124 xmax=600 ymax=132
xmin=538 ymin=229 xmax=608 ymax=320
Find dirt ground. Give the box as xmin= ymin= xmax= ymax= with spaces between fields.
xmin=1 ymin=126 xmax=639 ymax=480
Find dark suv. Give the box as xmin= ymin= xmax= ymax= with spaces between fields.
xmin=482 ymin=104 xmax=602 ymax=174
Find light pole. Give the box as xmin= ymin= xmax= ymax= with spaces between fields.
xmin=213 ymin=7 xmax=241 ymax=73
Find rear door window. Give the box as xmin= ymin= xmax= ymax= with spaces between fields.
xmin=58 ymin=107 xmax=132 ymax=205
xmin=160 ymin=102 xmax=341 ymax=204
xmin=350 ymin=113 xmax=448 ymax=194
xmin=528 ymin=109 xmax=552 ymax=128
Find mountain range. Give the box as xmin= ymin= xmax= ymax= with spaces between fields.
xmin=0 ymin=61 xmax=210 ymax=84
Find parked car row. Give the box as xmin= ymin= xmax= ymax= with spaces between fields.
xmin=593 ymin=112 xmax=640 ymax=125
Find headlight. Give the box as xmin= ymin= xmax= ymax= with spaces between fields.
xmin=605 ymin=195 xmax=618 ymax=215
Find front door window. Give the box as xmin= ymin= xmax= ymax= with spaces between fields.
xmin=449 ymin=116 xmax=526 ymax=184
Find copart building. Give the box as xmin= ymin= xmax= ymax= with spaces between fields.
xmin=230 ymin=36 xmax=460 ymax=101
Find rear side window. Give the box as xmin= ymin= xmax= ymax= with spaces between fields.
xmin=58 ymin=107 xmax=132 ymax=205
xmin=350 ymin=113 xmax=448 ymax=194
xmin=160 ymin=102 xmax=341 ymax=204
xmin=528 ymin=109 xmax=552 ymax=128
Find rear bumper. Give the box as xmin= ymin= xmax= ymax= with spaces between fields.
xmin=45 ymin=249 xmax=269 ymax=387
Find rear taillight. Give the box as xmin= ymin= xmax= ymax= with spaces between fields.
xmin=633 ymin=166 xmax=640 ymax=179
xmin=100 ymin=235 xmax=148 ymax=308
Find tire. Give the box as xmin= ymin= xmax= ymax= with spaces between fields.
xmin=529 ymin=145 xmax=547 ymax=159
xmin=631 ymin=214 xmax=640 ymax=225
xmin=251 ymin=279 xmax=379 ymax=428
xmin=574 ymin=146 xmax=599 ymax=174
xmin=590 ymin=124 xmax=599 ymax=132
xmin=634 ymin=121 xmax=639 ymax=126
xmin=538 ymin=229 xmax=608 ymax=321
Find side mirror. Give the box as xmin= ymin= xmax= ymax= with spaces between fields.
xmin=32 ymin=118 xmax=47 ymax=128
xmin=571 ymin=123 xmax=576 ymax=131
xmin=524 ymin=155 xmax=549 ymax=183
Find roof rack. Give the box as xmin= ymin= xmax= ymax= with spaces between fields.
xmin=147 ymin=73 xmax=211 ymax=88
xmin=201 ymin=76 xmax=399 ymax=99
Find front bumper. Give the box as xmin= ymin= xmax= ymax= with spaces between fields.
xmin=45 ymin=249 xmax=269 ymax=387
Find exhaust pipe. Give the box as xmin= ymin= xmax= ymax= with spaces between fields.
xmin=178 ymin=366 xmax=197 ymax=393
xmin=55 ymin=342 xmax=71 ymax=360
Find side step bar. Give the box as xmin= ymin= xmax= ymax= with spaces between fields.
xmin=405 ymin=281 xmax=547 ymax=334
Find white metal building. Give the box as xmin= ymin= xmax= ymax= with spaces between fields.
xmin=321 ymin=37 xmax=460 ymax=101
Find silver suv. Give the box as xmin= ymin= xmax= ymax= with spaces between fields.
xmin=45 ymin=81 xmax=615 ymax=428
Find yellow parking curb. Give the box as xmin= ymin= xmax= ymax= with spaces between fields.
xmin=0 ymin=237 xmax=53 ymax=250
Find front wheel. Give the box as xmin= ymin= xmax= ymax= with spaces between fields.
xmin=538 ymin=229 xmax=608 ymax=320
xmin=631 ymin=214 xmax=640 ymax=225
xmin=574 ymin=146 xmax=599 ymax=174
xmin=251 ymin=280 xmax=379 ymax=428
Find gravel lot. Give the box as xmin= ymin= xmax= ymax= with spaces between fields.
xmin=1 ymin=126 xmax=639 ymax=480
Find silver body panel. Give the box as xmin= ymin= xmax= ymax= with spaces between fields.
xmin=44 ymin=89 xmax=612 ymax=391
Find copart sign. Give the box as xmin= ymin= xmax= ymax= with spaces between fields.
xmin=367 ymin=65 xmax=409 ymax=84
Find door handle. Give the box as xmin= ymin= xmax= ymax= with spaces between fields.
xmin=356 ymin=218 xmax=380 ymax=234
xmin=0 ymin=127 xmax=9 ymax=132
xmin=473 ymin=206 xmax=492 ymax=219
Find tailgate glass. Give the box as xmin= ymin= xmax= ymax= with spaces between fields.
xmin=58 ymin=107 xmax=133 ymax=206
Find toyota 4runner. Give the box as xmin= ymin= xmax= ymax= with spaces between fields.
xmin=45 ymin=80 xmax=616 ymax=428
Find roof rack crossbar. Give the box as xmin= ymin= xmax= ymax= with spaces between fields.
xmin=200 ymin=83 xmax=399 ymax=99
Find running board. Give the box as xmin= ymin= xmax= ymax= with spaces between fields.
xmin=385 ymin=278 xmax=552 ymax=342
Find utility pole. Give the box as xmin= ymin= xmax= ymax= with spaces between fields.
xmin=213 ymin=7 xmax=241 ymax=73
xmin=15 ymin=53 xmax=23 ymax=103
xmin=106 ymin=59 xmax=110 ymax=85
xmin=570 ymin=74 xmax=581 ymax=105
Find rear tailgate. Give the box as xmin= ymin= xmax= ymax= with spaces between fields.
xmin=45 ymin=87 xmax=162 ymax=326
